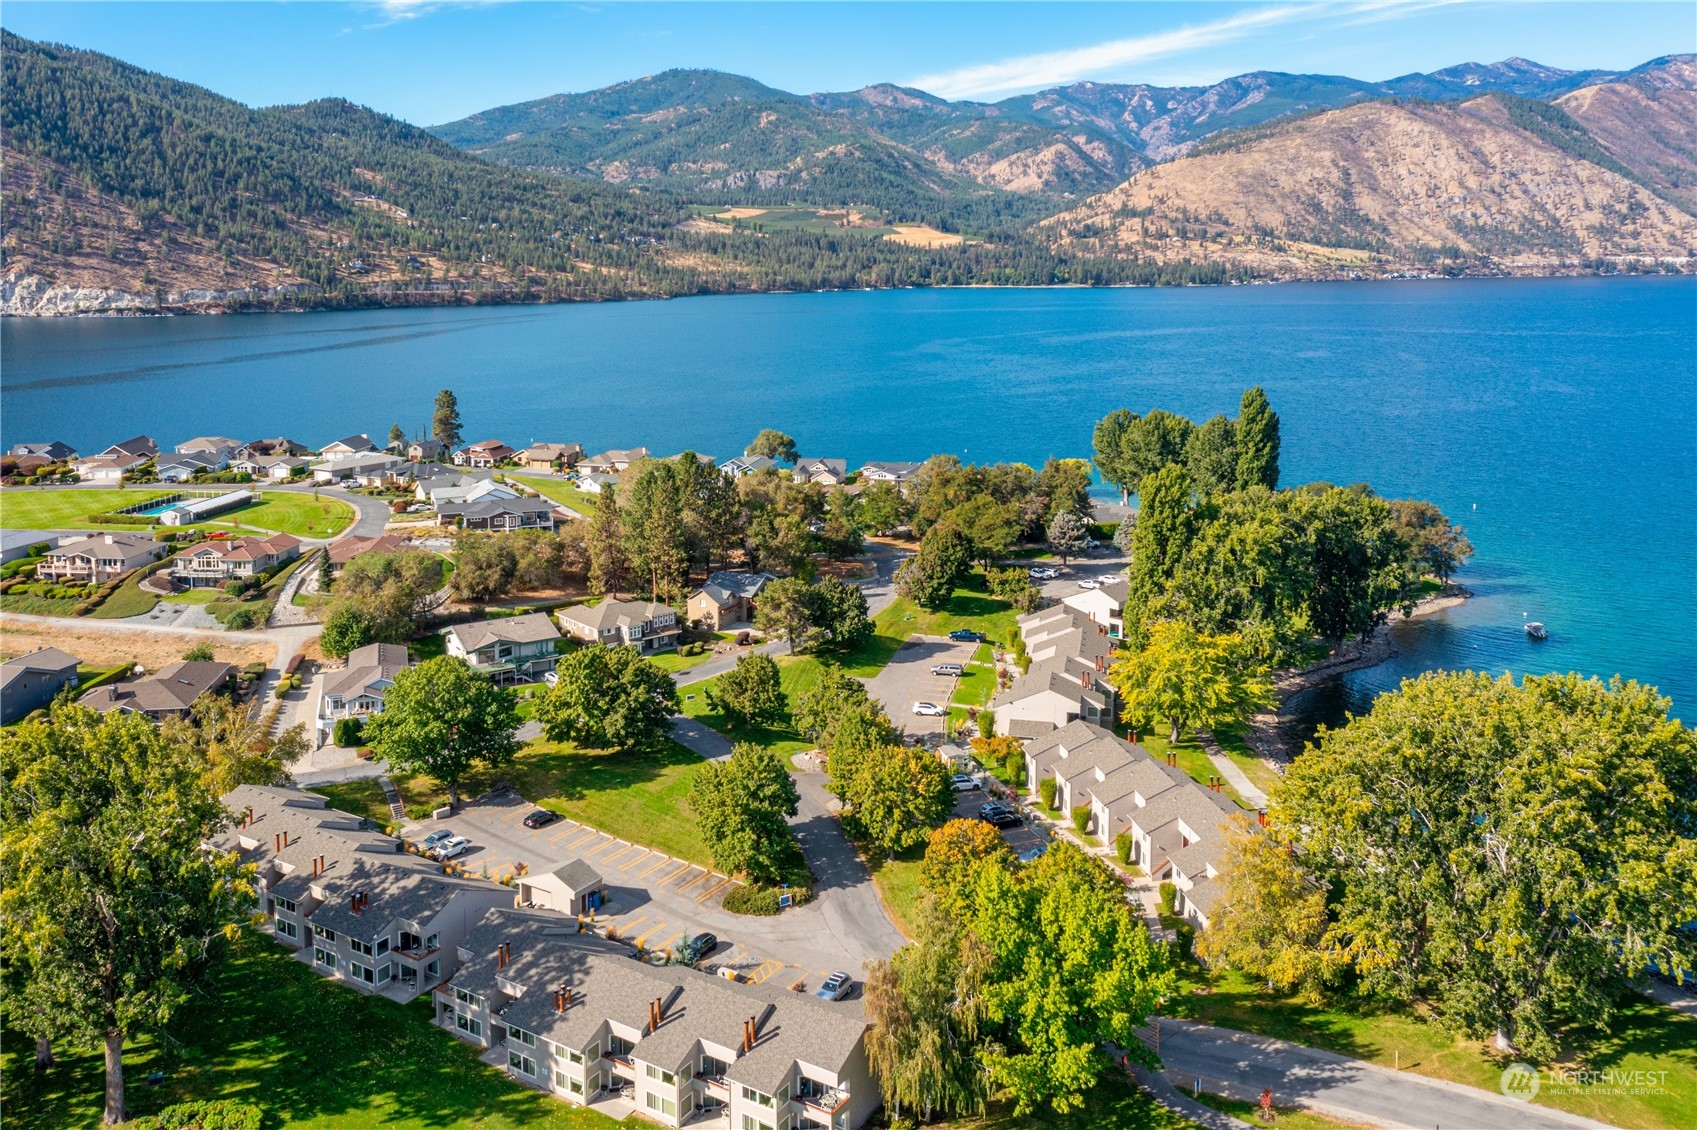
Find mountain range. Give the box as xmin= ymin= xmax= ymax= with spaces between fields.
xmin=2 ymin=29 xmax=1692 ymax=315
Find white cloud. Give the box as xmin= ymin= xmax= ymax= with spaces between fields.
xmin=904 ymin=2 xmax=1454 ymax=100
xmin=358 ymin=0 xmax=513 ymax=29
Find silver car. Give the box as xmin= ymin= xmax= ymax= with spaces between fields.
xmin=815 ymin=971 xmax=854 ymax=1001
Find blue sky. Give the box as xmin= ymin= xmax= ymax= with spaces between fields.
xmin=4 ymin=2 xmax=1692 ymax=125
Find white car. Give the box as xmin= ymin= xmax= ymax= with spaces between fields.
xmin=1076 ymin=577 xmax=1103 ymax=589
xmin=432 ymin=835 xmax=473 ymax=861
xmin=951 ymin=773 xmax=980 ymax=791
xmin=1028 ymin=566 xmax=1059 ymax=580
xmin=912 ymin=701 xmax=947 ymax=717
xmin=419 ymin=829 xmax=455 ymax=853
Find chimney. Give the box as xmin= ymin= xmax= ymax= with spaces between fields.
xmin=648 ymin=997 xmax=662 ymax=1033
xmin=350 ymin=893 xmax=360 ymax=914
xmin=281 ymin=830 xmax=289 ymax=849
xmin=244 ymin=805 xmax=254 ymax=827
xmin=741 ymin=1017 xmax=756 ymax=1053
xmin=275 ymin=833 xmax=281 ymax=853
xmin=554 ymin=989 xmax=565 ymax=1013
xmin=565 ymin=986 xmax=575 ymax=1008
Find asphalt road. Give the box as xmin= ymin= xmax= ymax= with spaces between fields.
xmin=1151 ymin=1018 xmax=1613 ymax=1130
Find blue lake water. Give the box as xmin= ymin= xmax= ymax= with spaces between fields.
xmin=3 ymin=277 xmax=1694 ymax=725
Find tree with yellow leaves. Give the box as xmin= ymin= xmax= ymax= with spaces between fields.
xmin=1110 ymin=621 xmax=1273 ymax=742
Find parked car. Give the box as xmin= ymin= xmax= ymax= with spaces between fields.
xmin=930 ymin=662 xmax=965 ymax=676
xmin=948 ymin=629 xmax=986 ymax=642
xmin=1076 ymin=577 xmax=1103 ymax=589
xmin=951 ymin=774 xmax=980 ymax=791
xmin=912 ymin=701 xmax=947 ymax=717
xmin=978 ymin=803 xmax=1021 ymax=828
xmin=432 ymin=835 xmax=473 ymax=860
xmin=543 ymin=670 xmax=559 ymax=687
xmin=1085 ymin=538 xmax=1101 ymax=549
xmin=522 ymin=809 xmax=559 ymax=829
xmin=680 ymin=933 xmax=719 ymax=964
xmin=816 ymin=971 xmax=854 ymax=1001
xmin=1028 ymin=566 xmax=1059 ymax=580
xmin=1017 ymin=844 xmax=1049 ymax=863
xmin=419 ymin=829 xmax=455 ymax=852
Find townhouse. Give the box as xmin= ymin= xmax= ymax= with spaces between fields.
xmin=175 ymin=533 xmax=301 ymax=587
xmin=1021 ymin=721 xmax=1239 ymax=929
xmin=36 ymin=531 xmax=164 ymax=584
xmin=556 ymin=599 xmax=681 ymax=654
xmin=686 ymin=571 xmax=776 ymax=631
xmin=317 ymin=642 xmax=412 ymax=746
xmin=0 ymin=647 xmax=81 ymax=724
xmin=989 ymin=606 xmax=1119 ymax=732
xmin=444 ymin=613 xmax=563 ymax=685
xmin=1062 ymin=576 xmax=1128 ymax=637
xmin=79 ymin=660 xmax=233 ymax=721
xmin=453 ymin=440 xmax=517 ymax=468
xmin=437 ymin=907 xmax=878 ymax=1129
xmin=211 ymin=785 xmax=512 ymax=1000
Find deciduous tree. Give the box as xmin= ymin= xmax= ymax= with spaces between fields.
xmin=361 ymin=655 xmax=520 ymax=806
xmin=449 ymin=532 xmax=518 ymax=603
xmin=689 ymin=742 xmax=801 ymax=884
xmin=182 ymin=695 xmax=308 ymax=794
xmin=1235 ymin=386 xmax=1280 ymax=490
xmin=535 ymin=645 xmax=681 ymax=753
xmin=1186 ymin=413 xmax=1239 ymax=495
xmin=919 ymin=818 xmax=1014 ymax=913
xmin=857 ymin=479 xmax=910 ymax=534
xmin=705 ymin=653 xmax=787 ymax=730
xmin=835 ymin=742 xmax=955 ymax=857
xmin=745 ymin=429 xmax=798 ymax=464
xmin=1092 ymin=408 xmax=1139 ymax=505
xmin=1389 ymin=498 xmax=1474 ymax=584
xmin=1110 ymin=621 xmax=1272 ymax=742
xmin=808 ymin=574 xmax=872 ymax=654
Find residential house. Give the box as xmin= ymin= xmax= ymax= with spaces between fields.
xmin=36 ymin=532 xmax=164 ymax=584
xmin=320 ymin=434 xmax=379 ymax=457
xmin=556 ymin=600 xmax=680 ymax=654
xmin=453 ymin=440 xmax=517 ymax=469
xmin=231 ymin=455 xmax=309 ymax=480
xmin=7 ymin=453 xmax=55 ymax=478
xmin=327 ymin=534 xmax=408 ymax=574
xmin=444 ymin=613 xmax=563 ymax=685
xmin=686 ymin=571 xmax=776 ymax=631
xmin=0 ymin=648 xmax=81 ymax=724
xmin=1061 ymin=576 xmax=1127 ymax=637
xmin=175 ymin=533 xmax=301 ymax=587
xmin=988 ymin=606 xmax=1119 ymax=731
xmin=437 ymin=497 xmax=559 ymax=533
xmin=407 ymin=439 xmax=444 ymax=463
xmin=791 ymin=458 xmax=848 ymax=486
xmin=210 ymin=785 xmax=512 ymax=1000
xmin=435 ymin=906 xmax=878 ymax=1129
xmin=311 ymin=453 xmax=403 ymax=485
xmin=720 ymin=454 xmax=776 ymax=478
xmin=1021 ymin=721 xmax=1238 ymax=929
xmin=157 ymin=489 xmax=257 ymax=526
xmin=857 ymin=461 xmax=922 ymax=483
xmin=427 ymin=475 xmax=513 ymax=507
xmin=390 ymin=461 xmax=456 ymax=491
xmin=175 ymin=435 xmax=241 ymax=456
xmin=80 ymin=660 xmax=233 ymax=721
xmin=576 ymin=472 xmax=618 ymax=495
xmin=96 ymin=435 xmax=159 ymax=460
xmin=317 ymin=643 xmax=411 ymax=746
xmin=238 ymin=438 xmax=310 ymax=459
xmin=9 ymin=441 xmax=76 ymax=462
xmin=514 ymin=443 xmax=582 ymax=471
xmin=578 ymin=448 xmax=648 ymax=475
xmin=73 ymin=453 xmax=150 ymax=482
xmin=156 ymin=451 xmax=228 ymax=482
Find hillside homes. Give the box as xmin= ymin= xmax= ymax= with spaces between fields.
xmin=444 ymin=613 xmax=563 ymax=685
xmin=989 ymin=606 xmax=1119 ymax=733
xmin=685 ymin=571 xmax=775 ymax=631
xmin=79 ymin=660 xmax=234 ymax=721
xmin=453 ymin=440 xmax=516 ymax=468
xmin=436 ymin=907 xmax=878 ymax=1129
xmin=317 ymin=642 xmax=412 ymax=746
xmin=36 ymin=531 xmax=164 ymax=584
xmin=556 ymin=600 xmax=680 ymax=654
xmin=791 ymin=457 xmax=847 ymax=485
xmin=175 ymin=533 xmax=301 ymax=588
xmin=1021 ymin=721 xmax=1239 ymax=929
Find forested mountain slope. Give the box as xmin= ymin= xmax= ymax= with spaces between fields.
xmin=1557 ymin=55 xmax=1697 ymax=214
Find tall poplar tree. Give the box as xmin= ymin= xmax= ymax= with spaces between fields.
xmin=431 ymin=388 xmax=463 ymax=454
xmin=1235 ymin=386 xmax=1281 ymax=490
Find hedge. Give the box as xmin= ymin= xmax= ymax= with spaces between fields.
xmin=75 ymin=664 xmax=132 ymax=694
xmin=333 ymin=717 xmax=365 ymax=748
xmin=722 ymin=885 xmax=783 ymax=916
xmin=131 ymin=1100 xmax=263 ymax=1130
xmin=1071 ymin=805 xmax=1092 ymax=835
xmin=1038 ymin=777 xmax=1058 ymax=811
xmin=1158 ymin=881 xmax=1178 ymax=917
xmin=1115 ymin=832 xmax=1135 ymax=865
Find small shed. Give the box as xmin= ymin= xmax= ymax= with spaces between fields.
xmin=517 ymin=858 xmax=604 ymax=914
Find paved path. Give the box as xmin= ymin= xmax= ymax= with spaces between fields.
xmin=669 ymin=715 xmax=734 ymax=760
xmin=1644 ymin=979 xmax=1697 ymax=1018
xmin=1199 ymin=732 xmax=1268 ymax=810
xmin=1150 ymin=1017 xmax=1613 ymax=1130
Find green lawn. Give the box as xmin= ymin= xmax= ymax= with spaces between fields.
xmin=644 ymin=648 xmax=714 ymax=675
xmin=1210 ymin=726 xmax=1284 ymax=799
xmin=867 ymin=843 xmax=925 ymax=940
xmin=214 ymin=493 xmax=354 ymax=538
xmin=88 ymin=567 xmax=164 ymax=620
xmin=0 ymin=593 xmax=84 ymax=616
xmin=1136 ymin=731 xmax=1251 ymax=809
xmin=1166 ymin=966 xmax=1697 ymax=1130
xmin=308 ymin=780 xmax=392 ymax=827
xmin=506 ymin=474 xmax=600 ymax=517
xmin=1191 ymin=1092 xmax=1364 ymax=1130
xmin=0 ymin=488 xmax=171 ymax=529
xmin=873 ymin=571 xmax=1023 ymax=652
xmin=162 ymin=588 xmax=222 ymax=605
xmin=952 ymin=644 xmax=997 ymax=709
xmin=678 ymin=655 xmax=824 ymax=757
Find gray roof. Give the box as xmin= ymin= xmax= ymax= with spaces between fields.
xmin=1 ymin=647 xmax=81 ymax=691
xmin=80 ymin=661 xmax=232 ymax=715
xmin=321 ymin=643 xmax=411 ymax=700
xmin=557 ymin=598 xmax=677 ymax=633
xmin=310 ymin=857 xmax=476 ymax=937
xmin=312 ymin=453 xmax=400 ymax=475
xmin=859 ymin=460 xmax=922 ymax=478
xmin=47 ymin=531 xmax=158 ymax=560
xmin=549 ymin=858 xmax=603 ymax=892
xmin=436 ymin=497 xmax=555 ymax=521
xmin=448 ymin=612 xmax=561 ymax=651
xmin=321 ymin=434 xmax=378 ymax=453
xmin=694 ymin=571 xmax=776 ymax=607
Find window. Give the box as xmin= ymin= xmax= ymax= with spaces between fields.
xmin=645 ymin=1063 xmax=675 ymax=1084
xmin=555 ymin=1069 xmax=583 ymax=1094
xmin=646 ymin=1093 xmax=677 ymax=1116
xmin=349 ymin=961 xmax=375 ymax=984
xmin=276 ymin=896 xmax=297 ymax=913
xmin=314 ymin=947 xmax=335 ymax=967
xmin=376 ymin=937 xmax=391 ymax=955
xmin=777 ymin=1083 xmax=790 ymax=1104
xmin=585 ymin=1042 xmax=601 ymax=1062
xmin=510 ymin=1027 xmax=536 ymax=1048
xmin=455 ymin=987 xmax=484 ymax=1010
xmin=312 ymin=924 xmax=336 ymax=942
xmin=276 ymin=919 xmax=298 ymax=940
xmin=741 ymin=1116 xmax=774 ymax=1130
xmin=701 ymin=1054 xmax=728 ymax=1077
xmin=509 ymin=1051 xmax=537 ymax=1077
xmin=425 ymin=960 xmax=439 ymax=979
xmin=454 ymin=1013 xmax=484 ymax=1038
xmin=553 ymin=1043 xmax=582 ymax=1064
xmin=608 ymin=1035 xmax=633 ymax=1056
xmin=351 ymin=938 xmax=375 ymax=958
xmin=378 ymin=963 xmax=392 ymax=984
xmin=425 ymin=932 xmax=439 ymax=950
xmin=742 ymin=1086 xmax=774 ymax=1107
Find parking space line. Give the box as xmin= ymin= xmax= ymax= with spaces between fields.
xmin=653 ymin=861 xmax=691 ymax=886
xmin=671 ymin=866 xmax=708 ymax=891
xmin=678 ymin=868 xmax=719 ymax=893
xmin=588 ymin=837 xmax=628 ymax=859
xmin=695 ymin=876 xmax=733 ymax=903
xmin=614 ymin=849 xmax=656 ymax=873
xmin=653 ymin=930 xmax=685 ymax=953
xmin=634 ymin=921 xmax=672 ymax=948
xmin=609 ymin=913 xmax=648 ymax=936
xmin=604 ymin=844 xmax=644 ymax=867
xmin=547 ymin=824 xmax=582 ymax=843
xmin=637 ymin=856 xmax=674 ymax=879
xmin=561 ymin=829 xmax=600 ymax=849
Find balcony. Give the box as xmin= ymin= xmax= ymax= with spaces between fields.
xmin=796 ymin=1085 xmax=849 ymax=1116
xmin=693 ymin=1072 xmax=729 ymax=1098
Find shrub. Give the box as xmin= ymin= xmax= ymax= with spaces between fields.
xmin=1003 ymin=749 xmax=1023 ymax=785
xmin=27 ymin=541 xmax=50 ymax=556
xmin=223 ymin=606 xmax=260 ymax=630
xmin=721 ymin=884 xmax=783 ymax=916
xmin=1115 ymin=832 xmax=1135 ymax=864
xmin=978 ymin=708 xmax=995 ymax=738
xmin=1158 ymin=881 xmax=1178 ymax=917
xmin=1038 ymin=777 xmax=1058 ymax=812
xmin=183 ymin=643 xmax=217 ymax=662
xmin=333 ymin=717 xmax=365 ymax=748
xmin=1071 ymin=804 xmax=1092 ymax=835
xmin=223 ymin=579 xmax=246 ymax=596
xmin=133 ymin=1100 xmax=263 ymax=1130
xmin=242 ymin=662 xmax=267 ymax=678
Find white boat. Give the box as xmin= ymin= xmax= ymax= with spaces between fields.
xmin=1525 ymin=622 xmax=1548 ymax=641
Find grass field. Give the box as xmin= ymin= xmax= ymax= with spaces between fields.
xmin=211 ymin=493 xmax=353 ymax=537
xmin=0 ymin=488 xmax=171 ymax=528
xmin=1166 ymin=966 xmax=1697 ymax=1130
xmin=1191 ymin=1092 xmax=1366 ymax=1130
xmin=0 ymin=592 xmax=85 ymax=616
xmin=874 ymin=571 xmax=1022 ymax=651
xmin=1211 ymin=726 xmax=1284 ymax=798
xmin=506 ymin=475 xmax=600 ymax=517
xmin=0 ymin=926 xmax=1201 ymax=1130
xmin=867 ymin=844 xmax=925 ymax=940
xmin=644 ymin=648 xmax=714 ymax=675
xmin=679 ymin=655 xmax=824 ymax=757
xmin=308 ymin=780 xmax=392 ymax=827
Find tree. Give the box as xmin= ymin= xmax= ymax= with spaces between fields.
xmin=754 ymin=576 xmax=819 ymax=653
xmin=1194 ymin=814 xmax=1340 ymax=1000
xmin=1287 ymin=485 xmax=1405 ymax=644
xmin=181 ymin=642 xmax=216 ymax=662
xmin=689 ymin=743 xmax=801 ymax=884
xmin=1121 ymin=409 xmax=1195 ymax=487
xmin=1092 ymin=408 xmax=1139 ymax=505
xmin=1235 ymin=386 xmax=1280 ymax=490
xmin=745 ymin=505 xmax=816 ymax=578
xmin=1275 ymin=671 xmax=1697 ymax=1059
xmin=431 ymin=389 xmax=462 ymax=454
xmin=361 ymin=656 xmax=519 ymax=807
xmin=1111 ymin=621 xmax=1273 ymax=742
xmin=1035 ymin=457 xmax=1093 ymax=522
xmin=1389 ymin=498 xmax=1474 ymax=584
xmin=586 ymin=486 xmax=628 ymax=596
xmin=0 ymin=707 xmax=252 ymax=1124
xmin=919 ymin=819 xmax=1014 ymax=913
xmin=858 ymin=479 xmax=910 ymax=535
xmin=535 ymin=645 xmax=680 ymax=752
xmin=836 ymin=742 xmax=955 ymax=857
xmin=450 ymin=532 xmax=518 ymax=603
xmin=1112 ymin=514 xmax=1136 ymax=555
xmin=745 ymin=428 xmax=798 ymax=464
xmin=1044 ymin=509 xmax=1089 ymax=565
xmin=705 ymin=653 xmax=787 ymax=729
xmin=808 ymin=575 xmax=872 ymax=654
xmin=182 ymin=695 xmax=307 ymax=794
xmin=1186 ymin=413 xmax=1239 ymax=495
xmin=894 ymin=553 xmax=952 ymax=610
xmin=971 ymin=734 xmax=1026 ymax=783
xmin=621 ymin=459 xmax=689 ymax=602
xmin=387 ymin=423 xmax=405 ymax=450
xmin=940 ymin=495 xmax=1023 ymax=564
xmin=792 ymin=664 xmax=877 ymax=741
xmin=319 ymin=603 xmax=378 ymax=658
xmin=338 ymin=548 xmax=444 ymax=622
xmin=1123 ymin=464 xmax=1197 ymax=644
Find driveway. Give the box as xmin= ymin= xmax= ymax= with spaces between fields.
xmin=1150 ymin=1018 xmax=1612 ymax=1130
xmin=862 ymin=635 xmax=979 ymax=740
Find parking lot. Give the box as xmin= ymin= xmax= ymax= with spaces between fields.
xmin=863 ymin=635 xmax=981 ymax=740
xmin=947 ymin=776 xmax=1050 ymax=857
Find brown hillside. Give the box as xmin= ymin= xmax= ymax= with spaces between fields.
xmin=1039 ymin=98 xmax=1697 ymax=278
xmin=1558 ymin=58 xmax=1697 ymax=214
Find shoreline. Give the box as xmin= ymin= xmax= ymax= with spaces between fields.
xmin=1246 ymin=583 xmax=1473 ymax=763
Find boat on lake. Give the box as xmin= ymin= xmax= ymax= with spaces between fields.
xmin=1525 ymin=622 xmax=1549 ymax=641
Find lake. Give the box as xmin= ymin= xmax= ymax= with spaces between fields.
xmin=3 ymin=277 xmax=1694 ymax=725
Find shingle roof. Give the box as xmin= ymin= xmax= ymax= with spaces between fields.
xmin=310 ymin=858 xmax=475 ymax=937
xmin=548 ymin=859 xmax=603 ymax=892
xmin=556 ymin=599 xmax=677 ymax=633
xmin=80 ymin=660 xmax=232 ymax=714
xmin=321 ymin=643 xmax=411 ymax=700
xmin=327 ymin=534 xmax=407 ymax=565
xmin=436 ymin=497 xmax=555 ymax=521
xmin=1 ymin=647 xmax=81 ymax=692
xmin=448 ymin=612 xmax=561 ymax=651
